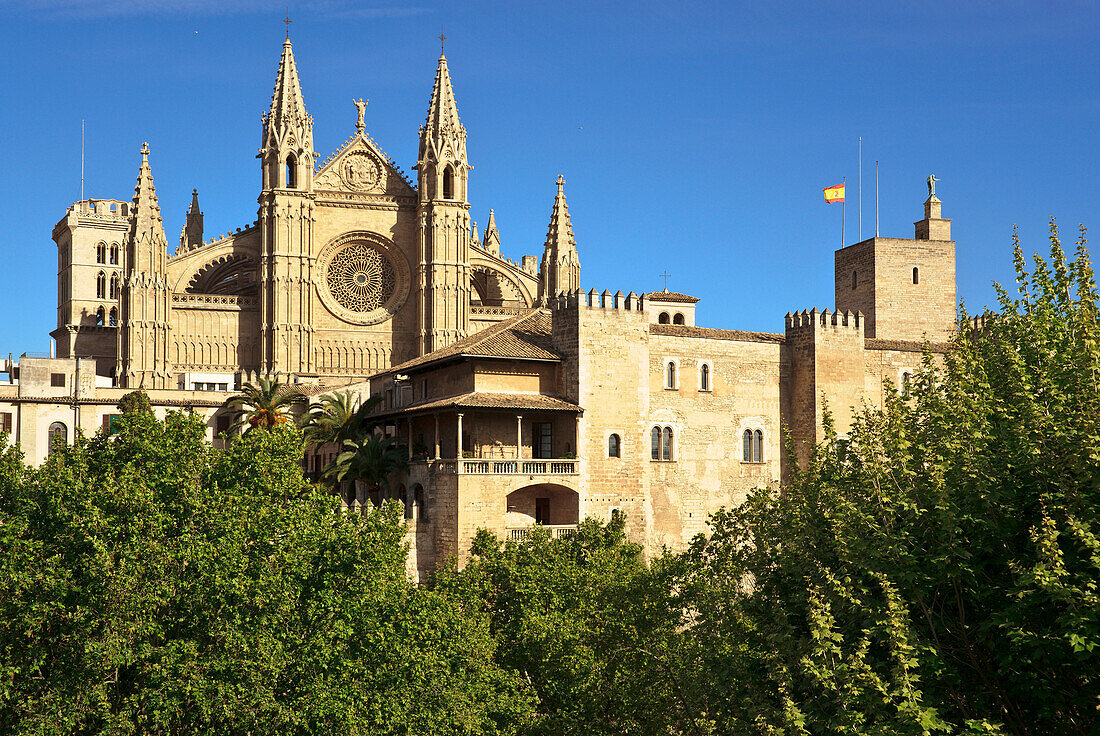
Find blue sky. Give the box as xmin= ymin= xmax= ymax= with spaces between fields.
xmin=1 ymin=0 xmax=1098 ymax=358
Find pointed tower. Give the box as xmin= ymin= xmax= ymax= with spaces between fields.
xmin=539 ymin=176 xmax=581 ymax=303
xmin=483 ymin=208 xmax=501 ymax=255
xmin=415 ymin=49 xmax=472 ymax=355
xmin=116 ymin=143 xmax=173 ymax=388
xmin=257 ymin=34 xmax=317 ymax=376
xmin=180 ymin=188 xmax=203 ymax=250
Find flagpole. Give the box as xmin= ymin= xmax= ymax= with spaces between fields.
xmin=858 ymin=136 xmax=862 ymax=242
xmin=80 ymin=119 xmax=85 ymax=203
xmin=875 ymin=160 xmax=880 ymax=237
xmin=841 ymin=176 xmax=846 ymax=247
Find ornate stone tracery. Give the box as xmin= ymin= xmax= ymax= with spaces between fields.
xmin=316 ymin=231 xmax=410 ymax=325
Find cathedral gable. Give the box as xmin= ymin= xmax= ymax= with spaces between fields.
xmin=314 ymin=135 xmax=416 ymax=198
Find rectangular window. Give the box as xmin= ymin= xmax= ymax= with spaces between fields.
xmin=535 ymin=497 xmax=551 ymax=525
xmin=50 ymin=373 xmax=66 ymax=387
xmin=215 ymin=414 xmax=231 ymax=435
xmin=533 ymin=422 xmax=553 ymax=459
xmin=217 ymin=383 xmax=228 ymax=392
xmin=420 ymin=380 xmax=427 ymax=400
xmin=1 ymin=412 xmax=11 ymax=433
xmin=102 ymin=414 xmax=121 ymax=435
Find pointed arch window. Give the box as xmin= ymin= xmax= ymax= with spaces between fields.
xmin=663 ymin=427 xmax=673 ymax=461
xmin=442 ymin=165 xmax=455 ymax=200
xmin=650 ymin=427 xmax=660 ymax=460
xmin=110 ymin=244 xmax=119 ymax=265
xmin=109 ymin=307 xmax=118 ymax=327
xmin=95 ymin=307 xmax=105 ymax=326
xmin=901 ymin=371 xmax=912 ymax=398
xmin=700 ymin=362 xmax=711 ymax=392
xmin=285 ymin=153 xmax=298 ymax=189
xmin=96 ymin=243 xmax=106 ymax=263
xmin=109 ymin=273 xmax=120 ymax=299
xmin=96 ymin=271 xmax=106 ymax=299
xmin=666 ymin=361 xmax=677 ymax=389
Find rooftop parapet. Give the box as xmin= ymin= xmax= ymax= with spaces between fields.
xmin=550 ymin=289 xmax=646 ymax=312
xmin=785 ymin=308 xmax=863 ymax=333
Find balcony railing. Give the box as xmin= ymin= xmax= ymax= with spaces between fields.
xmin=460 ymin=459 xmax=578 ymax=475
xmin=507 ymin=524 xmax=577 ymax=541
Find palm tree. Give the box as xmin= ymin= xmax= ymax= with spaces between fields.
xmin=327 ymin=432 xmax=409 ymax=507
xmin=224 ymin=376 xmax=304 ymax=434
xmin=299 ymin=391 xmax=383 ymax=483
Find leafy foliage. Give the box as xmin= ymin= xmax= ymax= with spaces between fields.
xmin=673 ymin=220 xmax=1100 ymax=735
xmin=0 ymin=393 xmax=531 ymax=735
xmin=437 ymin=517 xmax=688 ymax=735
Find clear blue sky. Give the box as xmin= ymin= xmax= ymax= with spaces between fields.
xmin=2 ymin=0 xmax=1098 ymax=358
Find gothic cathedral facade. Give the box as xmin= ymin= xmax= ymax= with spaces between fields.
xmin=50 ymin=38 xmax=578 ymax=390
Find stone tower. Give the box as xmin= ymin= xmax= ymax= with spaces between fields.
xmin=258 ymin=35 xmax=317 ymax=376
xmin=482 ymin=208 xmax=501 ymax=255
xmin=116 ymin=143 xmax=173 ymax=388
xmin=834 ymin=187 xmax=956 ymax=342
xmin=539 ymin=176 xmax=581 ymax=303
xmin=415 ymin=51 xmax=471 ymax=355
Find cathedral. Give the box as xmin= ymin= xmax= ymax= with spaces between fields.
xmin=48 ymin=35 xmax=573 ymax=391
xmin=1 ymin=35 xmax=959 ymax=574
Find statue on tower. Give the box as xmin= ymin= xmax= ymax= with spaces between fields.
xmin=354 ymin=98 xmax=367 ymax=135
xmin=926 ymin=173 xmax=940 ymax=198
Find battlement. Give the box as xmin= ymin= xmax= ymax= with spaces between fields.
xmin=549 ymin=288 xmax=646 ymax=312
xmin=70 ymin=199 xmax=130 ymax=220
xmin=785 ymin=308 xmax=864 ymax=333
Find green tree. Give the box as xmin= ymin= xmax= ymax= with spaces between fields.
xmin=0 ymin=392 xmax=532 ymax=735
xmin=223 ymin=375 xmax=304 ymax=433
xmin=329 ymin=432 xmax=409 ymax=505
xmin=675 ymin=220 xmax=1100 ymax=735
xmin=437 ymin=516 xmax=687 ymax=736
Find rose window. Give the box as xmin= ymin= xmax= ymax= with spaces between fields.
xmin=325 ymin=243 xmax=396 ymax=313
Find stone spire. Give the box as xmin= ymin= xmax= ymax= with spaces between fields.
xmin=470 ymin=220 xmax=480 ymax=247
xmin=539 ymin=175 xmax=580 ymax=302
xmin=419 ymin=52 xmax=467 ymax=167
xmin=483 ymin=208 xmax=501 ymax=254
xmin=261 ymin=37 xmax=314 ymax=191
xmin=128 ymin=142 xmax=168 ymax=272
xmin=181 ymin=188 xmax=203 ymax=251
xmin=118 ymin=142 xmax=172 ymax=389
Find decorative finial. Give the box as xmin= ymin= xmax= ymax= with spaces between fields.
xmin=556 ymin=174 xmax=565 ymax=189
xmin=354 ymin=98 xmax=368 ymax=134
xmin=283 ymin=8 xmax=293 ymax=40
xmin=659 ymin=271 xmax=671 ymax=291
xmin=926 ymin=173 xmax=939 ymax=198
xmin=437 ymin=24 xmax=447 ymax=54
xmin=140 ymin=141 xmax=150 ymax=160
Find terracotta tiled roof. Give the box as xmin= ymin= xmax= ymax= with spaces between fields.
xmin=377 ymin=391 xmax=582 ymax=417
xmin=378 ymin=309 xmax=559 ymax=376
xmin=650 ymin=323 xmax=784 ymax=344
xmin=646 ymin=290 xmax=701 ymax=303
xmin=865 ymin=338 xmax=951 ymax=354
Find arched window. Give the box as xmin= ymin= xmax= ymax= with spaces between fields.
xmin=663 ymin=427 xmax=673 ymax=461
xmin=700 ymin=363 xmax=710 ymax=392
xmin=608 ymin=433 xmax=621 ymax=458
xmin=901 ymin=371 xmax=912 ymax=398
xmin=442 ymin=165 xmax=454 ymax=200
xmin=96 ymin=271 xmax=106 ymax=299
xmin=658 ymin=312 xmax=670 ymax=324
xmin=110 ymin=244 xmax=119 ymax=265
xmin=651 ymin=427 xmax=660 ymax=460
xmin=852 ymin=269 xmax=858 ymax=290
xmin=109 ymin=273 xmax=120 ymax=299
xmin=743 ymin=429 xmax=753 ymax=461
xmin=109 ymin=307 xmax=118 ymax=327
xmin=48 ymin=422 xmax=67 ymax=454
xmin=96 ymin=242 xmax=106 ymax=263
xmin=666 ymin=361 xmax=676 ymax=389
xmin=285 ymin=153 xmax=297 ymax=189
xmin=912 ymin=267 xmax=920 ymax=285
xmin=753 ymin=429 xmax=764 ymax=462
xmin=673 ymin=313 xmax=685 ymax=325
xmin=95 ymin=307 xmax=105 ymax=326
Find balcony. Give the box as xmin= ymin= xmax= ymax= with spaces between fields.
xmin=460 ymin=459 xmax=578 ymax=475
xmin=506 ymin=524 xmax=577 ymax=542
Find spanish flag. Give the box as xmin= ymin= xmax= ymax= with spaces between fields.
xmin=823 ymin=183 xmax=845 ymax=203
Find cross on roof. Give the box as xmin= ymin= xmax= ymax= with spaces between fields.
xmin=659 ymin=271 xmax=671 ymax=291
xmin=437 ymin=24 xmax=447 ymax=54
xmin=283 ymin=8 xmax=293 ymax=39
